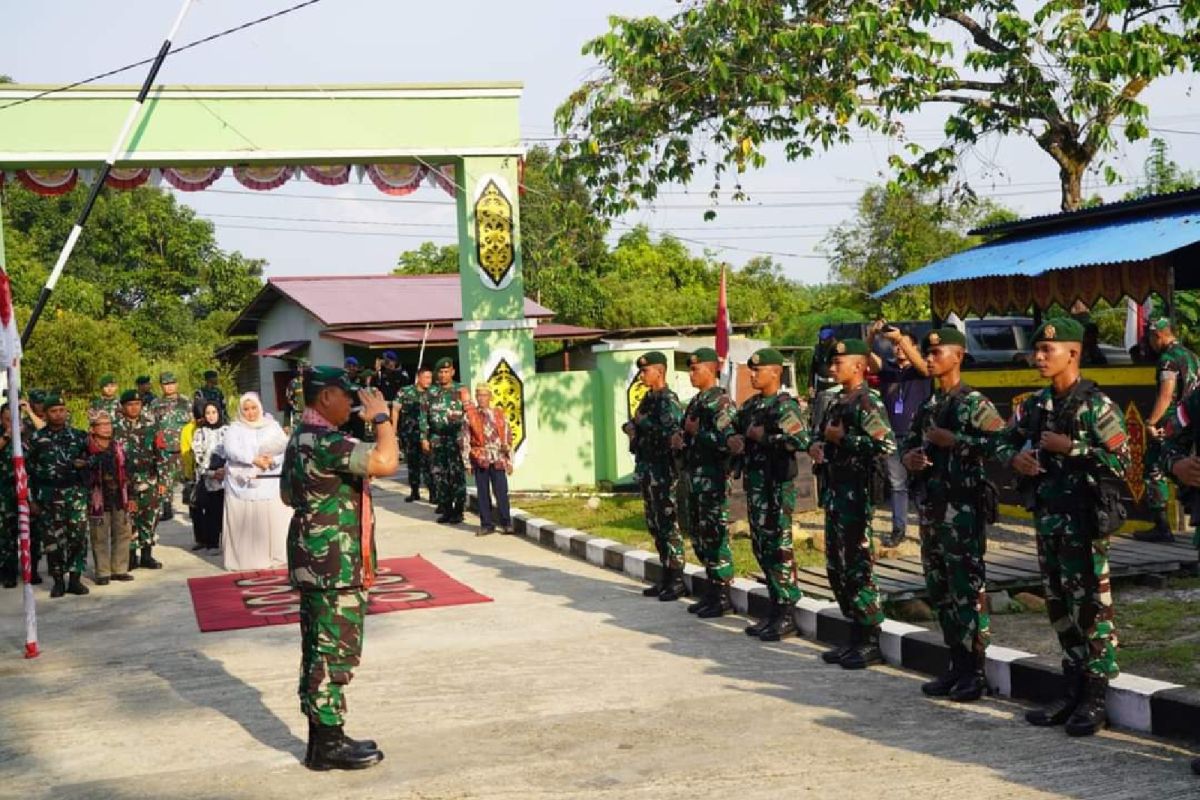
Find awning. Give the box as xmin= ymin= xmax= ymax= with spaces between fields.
xmin=877 ymin=209 xmax=1200 ymax=296
xmin=253 ymin=339 xmax=309 ymax=358
xmin=322 ymin=323 xmax=605 ymax=348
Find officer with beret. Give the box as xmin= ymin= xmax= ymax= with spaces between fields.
xmin=115 ymin=388 xmax=166 ymax=570
xmin=193 ymin=370 xmax=228 ymax=425
xmin=995 ymin=317 xmax=1130 ymax=736
xmin=28 ymin=393 xmax=91 ymax=597
xmin=901 ymin=328 xmax=1006 ymax=702
xmin=152 ymin=372 xmax=194 ymax=521
xmin=281 ymin=365 xmax=396 ymax=770
xmin=808 ymin=338 xmax=896 ymax=666
xmin=419 ymin=357 xmax=467 ymax=524
xmin=624 ymin=351 xmax=688 ymax=600
xmin=728 ymin=348 xmax=807 ymax=639
xmin=136 ymin=375 xmax=157 ymax=408
xmin=373 ymin=350 xmax=408 ymax=403
xmin=89 ymin=374 xmax=121 ymax=424
xmin=672 ymin=347 xmax=736 ymax=617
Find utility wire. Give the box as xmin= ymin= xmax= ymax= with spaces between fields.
xmin=0 ymin=0 xmax=327 ymax=113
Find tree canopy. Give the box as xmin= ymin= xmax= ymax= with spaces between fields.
xmin=556 ymin=1 xmax=1200 ymax=214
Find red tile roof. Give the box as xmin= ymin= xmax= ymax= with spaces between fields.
xmin=228 ymin=274 xmax=554 ymax=335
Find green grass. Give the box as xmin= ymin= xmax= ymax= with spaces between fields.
xmin=1114 ymin=580 xmax=1200 ymax=686
xmin=515 ymin=495 xmax=824 ymax=578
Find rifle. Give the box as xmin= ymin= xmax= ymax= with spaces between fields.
xmin=817 ymin=385 xmax=887 ymax=504
xmin=908 ymin=383 xmax=969 ymax=510
xmin=809 ymin=389 xmax=837 ymax=506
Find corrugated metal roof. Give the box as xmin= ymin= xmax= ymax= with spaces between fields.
xmin=874 ymin=208 xmax=1200 ymax=298
xmin=972 ymin=187 xmax=1200 ymax=237
xmin=228 ymin=274 xmax=554 ymax=335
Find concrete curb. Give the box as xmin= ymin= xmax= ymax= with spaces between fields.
xmin=471 ymin=493 xmax=1199 ymax=744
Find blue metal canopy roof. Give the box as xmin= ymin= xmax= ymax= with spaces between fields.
xmin=873 ymin=207 xmax=1200 ymax=299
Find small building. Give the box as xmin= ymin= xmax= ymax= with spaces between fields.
xmin=225 ymin=274 xmax=604 ymax=413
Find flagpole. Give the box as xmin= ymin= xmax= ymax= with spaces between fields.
xmin=416 ymin=322 xmax=432 ymax=372
xmin=20 ymin=0 xmax=195 ymax=347
xmin=8 ymin=364 xmax=35 ymax=658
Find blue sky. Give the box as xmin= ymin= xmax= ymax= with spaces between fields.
xmin=5 ymin=1 xmax=1200 ymax=284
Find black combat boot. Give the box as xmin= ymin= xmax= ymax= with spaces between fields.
xmin=1064 ymin=674 xmax=1109 ymax=737
xmin=746 ymin=601 xmax=778 ymax=637
xmin=49 ymin=575 xmax=65 ymax=598
xmin=657 ymin=568 xmax=688 ymax=601
xmin=840 ymin=625 xmax=884 ymax=670
xmin=66 ymin=572 xmax=90 ymax=596
xmin=1133 ymin=511 xmax=1175 ymax=543
xmin=1191 ymin=757 xmax=1200 ymax=776
xmin=304 ymin=722 xmax=383 ymax=771
xmin=697 ymin=584 xmax=733 ymax=619
xmin=758 ymin=602 xmax=797 ymax=641
xmin=129 ymin=551 xmax=139 ymax=571
xmin=948 ymin=650 xmax=988 ymax=702
xmin=642 ymin=576 xmax=666 ymax=597
xmin=305 ymin=719 xmax=377 ymax=760
xmin=687 ymin=584 xmax=717 ymax=614
xmin=1025 ymin=660 xmax=1085 ymax=726
xmin=405 ymin=487 xmax=419 ymax=503
xmin=1 ymin=569 xmax=15 ymax=589
xmin=921 ymin=646 xmax=968 ymax=697
xmin=139 ymin=547 xmax=163 ymax=569
xmin=29 ymin=569 xmax=42 ymax=585
xmin=160 ymin=501 xmax=175 ymax=522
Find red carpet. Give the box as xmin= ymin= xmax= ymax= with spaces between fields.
xmin=186 ymin=556 xmax=492 ymax=633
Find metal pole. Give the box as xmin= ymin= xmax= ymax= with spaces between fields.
xmin=20 ymin=0 xmax=195 ymax=346
xmin=416 ymin=322 xmax=432 ymax=371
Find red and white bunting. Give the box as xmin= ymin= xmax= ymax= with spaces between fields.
xmin=162 ymin=166 xmax=225 ymax=192
xmin=105 ymin=167 xmax=153 ymax=190
xmin=366 ymin=164 xmax=426 ymax=196
xmin=15 ymin=168 xmax=79 ymax=196
xmin=234 ymin=165 xmax=295 ymax=192
xmin=300 ymin=165 xmax=351 ymax=186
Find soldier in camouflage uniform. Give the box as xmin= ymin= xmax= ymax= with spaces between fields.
xmin=151 ymin=371 xmax=193 ymax=521
xmin=809 ymin=338 xmax=896 ymax=669
xmin=114 ymin=390 xmax=166 ymax=571
xmin=136 ymin=375 xmax=157 ymax=408
xmin=19 ymin=391 xmax=46 ymax=583
xmin=730 ymin=348 xmax=807 ymax=640
xmin=193 ymin=370 xmax=227 ymax=425
xmin=374 ymin=350 xmax=408 ymax=403
xmin=397 ymin=366 xmax=433 ymax=503
xmin=0 ymin=405 xmax=18 ymax=588
xmin=28 ymin=393 xmax=91 ymax=598
xmin=89 ymin=374 xmax=121 ymax=423
xmin=420 ymin=357 xmax=467 ymax=524
xmin=284 ymin=363 xmax=306 ymax=430
xmin=624 ymin=351 xmax=688 ymax=601
xmin=995 ymin=318 xmax=1130 ymax=738
xmin=902 ymin=328 xmax=1006 ymax=702
xmin=282 ymin=365 xmax=397 ymax=771
xmin=1138 ymin=318 xmax=1200 ymax=542
xmin=671 ymin=348 xmax=736 ymax=618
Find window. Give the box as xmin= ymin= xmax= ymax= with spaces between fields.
xmin=972 ymin=324 xmax=1018 ymax=350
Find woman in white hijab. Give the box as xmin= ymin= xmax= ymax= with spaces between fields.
xmin=221 ymin=392 xmax=292 ymax=571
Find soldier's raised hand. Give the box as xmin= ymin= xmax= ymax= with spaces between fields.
xmin=728 ymin=434 xmax=745 ymax=455
xmin=901 ymin=448 xmax=929 ymax=472
xmin=822 ymin=419 xmax=845 ymax=443
xmin=924 ymin=426 xmax=956 ymax=449
xmin=808 ymin=443 xmax=825 ymax=464
xmin=746 ymin=423 xmax=766 ymax=442
xmin=1010 ymin=449 xmax=1041 ymax=477
xmin=1038 ymin=431 xmax=1072 ymax=455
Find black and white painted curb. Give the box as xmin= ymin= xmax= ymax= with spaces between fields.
xmin=470 ymin=495 xmax=1199 ymax=744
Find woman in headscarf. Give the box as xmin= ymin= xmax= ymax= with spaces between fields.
xmin=190 ymin=401 xmax=228 ymax=555
xmin=221 ymin=392 xmax=291 ymax=571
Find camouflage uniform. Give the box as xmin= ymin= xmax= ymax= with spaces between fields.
xmin=28 ymin=425 xmax=90 ymax=579
xmin=420 ymin=384 xmax=466 ymax=516
xmin=904 ymin=384 xmax=1005 ymax=662
xmin=681 ymin=385 xmax=736 ymax=585
xmin=396 ymin=384 xmax=431 ymax=495
xmin=114 ymin=413 xmax=164 ymax=551
xmin=151 ymin=394 xmax=193 ymax=502
xmin=1162 ymin=390 xmax=1200 ymax=547
xmin=734 ymin=391 xmax=807 ymax=606
xmin=631 ymin=386 xmax=685 ymax=571
xmin=1146 ymin=340 xmax=1200 ymax=516
xmin=995 ymin=381 xmax=1130 ymax=679
xmin=813 ymin=384 xmax=896 ymax=629
xmin=0 ymin=434 xmax=17 ymax=584
xmin=281 ymin=420 xmax=375 ymax=728
xmin=375 ymin=367 xmax=407 ymax=403
xmin=285 ymin=373 xmax=305 ymax=429
xmin=89 ymin=395 xmax=121 ymax=423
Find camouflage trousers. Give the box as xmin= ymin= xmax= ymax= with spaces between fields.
xmin=639 ymin=462 xmax=684 ymax=569
xmin=128 ymin=477 xmax=160 ymax=550
xmin=299 ymin=588 xmax=367 ymax=727
xmin=402 ymin=430 xmax=431 ymax=492
xmin=34 ymin=486 xmax=88 ymax=578
xmin=1035 ymin=512 xmax=1118 ymax=679
xmin=685 ymin=467 xmax=733 ymax=584
xmin=745 ymin=469 xmax=800 ymax=604
xmin=1143 ymin=437 xmax=1169 ymax=514
xmin=919 ymin=499 xmax=990 ymax=659
xmin=429 ymin=432 xmax=465 ymax=512
xmin=821 ymin=483 xmax=884 ymax=627
xmin=160 ymin=452 xmax=183 ymax=500
xmin=0 ymin=502 xmax=16 ymax=579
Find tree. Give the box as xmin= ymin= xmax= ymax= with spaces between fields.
xmin=821 ymin=185 xmax=1015 ymax=319
xmin=394 ymin=241 xmax=459 ymax=275
xmin=1123 ymin=138 xmax=1199 ymax=199
xmin=556 ymin=1 xmax=1200 ymax=214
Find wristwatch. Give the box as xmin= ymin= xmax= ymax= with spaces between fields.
xmin=371 ymin=411 xmax=391 ymax=425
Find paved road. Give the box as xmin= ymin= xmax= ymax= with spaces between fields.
xmin=0 ymin=478 xmax=1195 ymax=799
